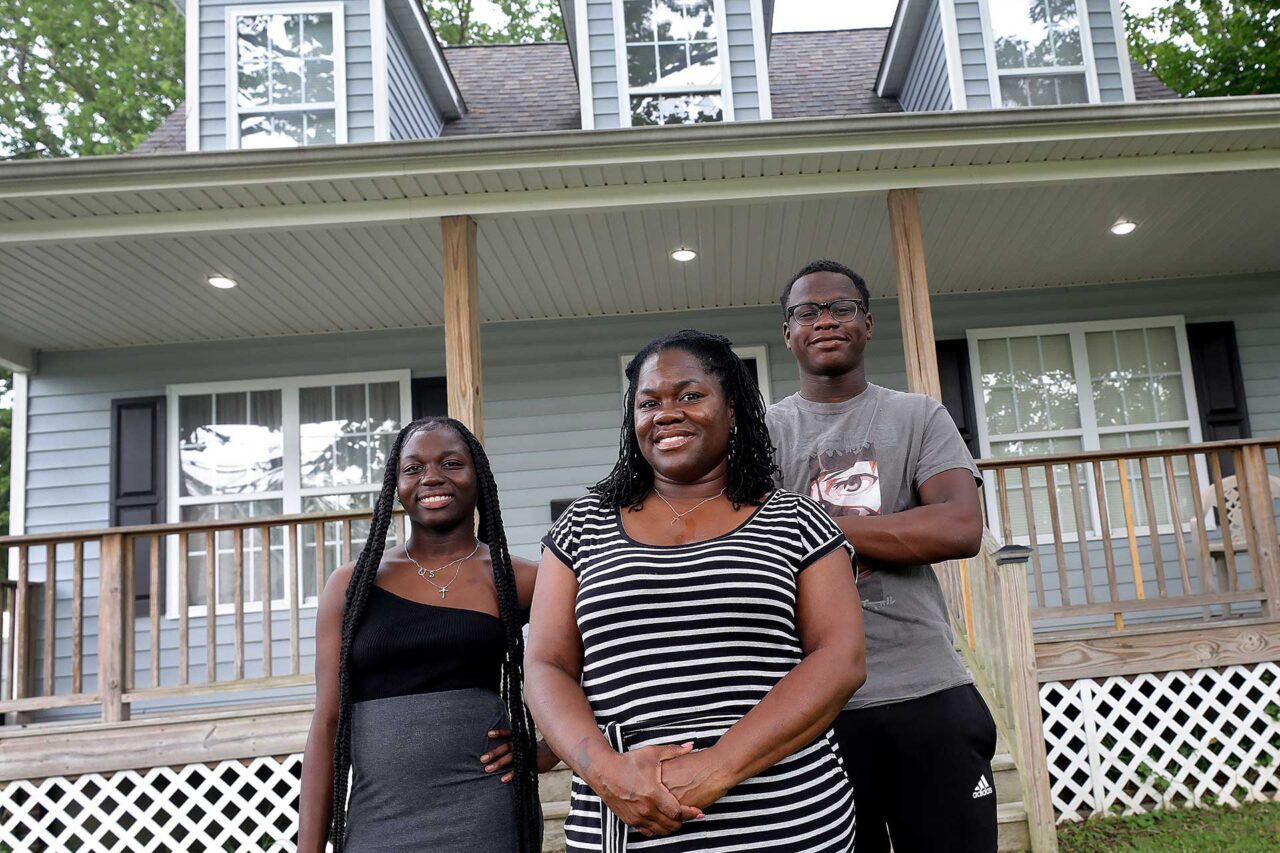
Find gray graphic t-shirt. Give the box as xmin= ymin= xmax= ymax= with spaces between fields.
xmin=767 ymin=383 xmax=981 ymax=709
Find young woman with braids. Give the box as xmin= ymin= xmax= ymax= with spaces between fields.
xmin=527 ymin=330 xmax=867 ymax=851
xmin=298 ymin=417 xmax=554 ymax=853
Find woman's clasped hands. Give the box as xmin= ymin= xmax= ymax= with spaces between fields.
xmin=590 ymin=741 xmax=735 ymax=838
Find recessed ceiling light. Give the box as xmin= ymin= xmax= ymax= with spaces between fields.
xmin=207 ymin=274 xmax=238 ymax=289
xmin=1110 ymin=220 xmax=1138 ymax=236
xmin=671 ymin=247 xmax=697 ymax=262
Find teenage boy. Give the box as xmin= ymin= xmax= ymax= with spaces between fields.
xmin=766 ymin=259 xmax=995 ymax=853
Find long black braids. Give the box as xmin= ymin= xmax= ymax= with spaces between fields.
xmin=592 ymin=330 xmax=780 ymax=510
xmin=328 ymin=416 xmax=541 ymax=852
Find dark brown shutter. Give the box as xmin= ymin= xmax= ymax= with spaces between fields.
xmin=935 ymin=339 xmax=979 ymax=457
xmin=1187 ymin=322 xmax=1251 ymax=477
xmin=110 ymin=397 xmax=165 ymax=603
xmin=411 ymin=377 xmax=448 ymax=420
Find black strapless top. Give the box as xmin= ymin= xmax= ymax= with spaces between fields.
xmin=350 ymin=586 xmax=506 ymax=703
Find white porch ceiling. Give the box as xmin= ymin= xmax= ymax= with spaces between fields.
xmin=1 ymin=168 xmax=1277 ymax=353
xmin=1 ymin=98 xmax=1278 ymax=353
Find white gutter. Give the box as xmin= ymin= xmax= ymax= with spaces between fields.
xmin=1 ymin=96 xmax=1277 ymax=195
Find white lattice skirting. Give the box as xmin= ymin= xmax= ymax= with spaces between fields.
xmin=0 ymin=755 xmax=303 ymax=852
xmin=1041 ymin=661 xmax=1280 ymax=822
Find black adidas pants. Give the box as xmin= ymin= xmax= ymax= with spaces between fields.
xmin=832 ymin=684 xmax=999 ymax=853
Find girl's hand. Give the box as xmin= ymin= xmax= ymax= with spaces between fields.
xmin=482 ymin=728 xmax=516 ymax=784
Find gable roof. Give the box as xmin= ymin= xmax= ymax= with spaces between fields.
xmin=132 ymin=29 xmax=1179 ymax=153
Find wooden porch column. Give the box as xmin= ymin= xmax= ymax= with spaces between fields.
xmin=441 ymin=215 xmax=484 ymax=442
xmin=887 ymin=188 xmax=942 ymax=401
xmin=97 ymin=533 xmax=128 ymax=723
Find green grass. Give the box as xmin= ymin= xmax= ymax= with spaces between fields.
xmin=1058 ymin=801 xmax=1280 ymax=852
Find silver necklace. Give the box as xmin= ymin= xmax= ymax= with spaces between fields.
xmin=652 ymin=488 xmax=726 ymax=526
xmin=406 ymin=541 xmax=480 ymax=600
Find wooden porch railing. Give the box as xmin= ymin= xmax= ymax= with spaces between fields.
xmin=0 ymin=509 xmax=403 ymax=723
xmin=975 ymin=438 xmax=1280 ymax=632
xmin=938 ymin=538 xmax=1058 ymax=852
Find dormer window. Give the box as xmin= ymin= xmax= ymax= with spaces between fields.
xmin=988 ymin=0 xmax=1092 ymax=107
xmin=228 ymin=4 xmax=346 ymax=148
xmin=621 ymin=0 xmax=727 ymax=126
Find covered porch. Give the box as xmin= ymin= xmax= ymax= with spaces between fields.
xmin=2 ymin=97 xmax=1280 ymax=849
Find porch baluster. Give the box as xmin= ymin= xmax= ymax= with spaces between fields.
xmin=233 ymin=527 xmax=245 ymax=681
xmin=1242 ymin=444 xmax=1280 ymax=617
xmin=1090 ymin=459 xmax=1123 ymax=630
xmin=1137 ymin=457 xmax=1167 ymax=598
xmin=72 ymin=540 xmax=84 ymax=692
xmin=289 ymin=523 xmax=301 ymax=676
xmin=260 ymin=525 xmax=272 ymax=679
xmin=1044 ymin=463 xmax=1070 ymax=606
xmin=150 ymin=535 xmax=161 ymax=689
xmin=98 ymin=533 xmax=127 ymax=723
xmin=205 ymin=530 xmax=216 ymax=683
xmin=1162 ymin=455 xmax=1195 ymax=598
xmin=178 ymin=532 xmax=189 ymax=685
xmin=42 ymin=545 xmax=55 ymax=696
xmin=1067 ymin=462 xmax=1094 ymax=604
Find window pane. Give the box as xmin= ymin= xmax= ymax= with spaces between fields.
xmin=683 ymin=0 xmax=715 ymax=39
xmin=178 ymin=391 xmax=282 ymax=497
xmin=1147 ymin=327 xmax=1179 ymax=373
xmin=628 ymin=45 xmax=658 ymax=87
xmin=631 ymin=93 xmax=723 ymax=125
xmin=1000 ymin=73 xmax=1089 ymax=107
xmin=306 ymin=111 xmax=336 ymax=145
xmin=271 ymin=58 xmax=305 ymax=105
xmin=991 ymin=436 xmax=1085 ymax=538
xmin=1088 ymin=327 xmax=1188 ymax=428
xmin=657 ymin=43 xmax=689 ymax=86
xmin=305 ymin=59 xmax=335 ymax=102
xmin=624 ymin=0 xmax=654 ymax=40
xmin=653 ymin=0 xmax=682 ymax=39
xmin=270 ymin=14 xmax=301 ymax=56
xmin=985 ymin=387 xmax=1018 ymax=435
xmin=301 ymin=13 xmax=334 ymax=57
xmin=179 ymin=395 xmax=214 ymax=497
xmin=240 ymin=113 xmax=306 ymax=148
xmin=300 ymin=493 xmax=389 ymax=600
xmin=685 ymin=42 xmax=720 ymax=87
xmin=978 ymin=338 xmax=1012 ymax=386
xmin=181 ymin=500 xmax=283 ymax=606
xmin=992 ymin=0 xmax=1081 ymax=70
xmin=335 ymin=384 xmax=366 ymax=434
xmin=369 ymin=382 xmax=401 ymax=433
xmin=334 ymin=436 xmax=368 ymax=486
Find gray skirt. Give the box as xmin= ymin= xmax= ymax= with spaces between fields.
xmin=346 ymin=688 xmax=520 ymax=853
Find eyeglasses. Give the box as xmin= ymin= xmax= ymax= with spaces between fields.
xmin=786 ymin=299 xmax=866 ymax=325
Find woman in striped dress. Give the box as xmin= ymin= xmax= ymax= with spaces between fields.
xmin=526 ymin=330 xmax=866 ymax=851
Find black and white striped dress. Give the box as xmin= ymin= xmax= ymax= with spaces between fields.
xmin=542 ymin=490 xmax=857 ymax=852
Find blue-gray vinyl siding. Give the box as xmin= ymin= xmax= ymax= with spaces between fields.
xmin=198 ymin=0 xmax=375 ymax=150
xmin=20 ymin=274 xmax=1280 ymax=713
xmin=1085 ymin=0 xmax=1129 ymax=102
xmin=953 ymin=0 xmax=992 ymax=109
xmin=585 ymin=0 xmax=767 ymax=128
xmin=585 ymin=0 xmax=621 ymax=128
xmin=723 ymin=0 xmax=765 ymax=121
xmin=386 ymin=10 xmax=443 ymax=140
xmin=900 ymin=0 xmax=952 ymax=112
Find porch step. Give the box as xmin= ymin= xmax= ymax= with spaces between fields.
xmin=538 ymin=755 xmax=1029 ymax=851
xmin=997 ymin=801 xmax=1031 ymax=852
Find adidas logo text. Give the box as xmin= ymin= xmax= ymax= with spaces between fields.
xmin=972 ymin=775 xmax=993 ymax=799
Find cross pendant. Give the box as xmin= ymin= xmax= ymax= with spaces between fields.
xmin=439 ymin=588 xmax=448 ymax=600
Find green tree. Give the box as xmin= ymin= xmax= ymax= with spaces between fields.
xmin=1126 ymin=0 xmax=1280 ymax=97
xmin=424 ymin=0 xmax=563 ymax=46
xmin=1 ymin=369 xmax=10 ymax=536
xmin=0 ymin=0 xmax=184 ymax=158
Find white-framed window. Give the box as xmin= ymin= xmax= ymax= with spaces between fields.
xmin=225 ymin=3 xmax=347 ymax=149
xmin=619 ymin=345 xmax=772 ymax=405
xmin=166 ymin=370 xmax=411 ymax=616
xmin=616 ymin=0 xmax=734 ymax=126
xmin=968 ymin=317 xmax=1203 ymax=540
xmin=980 ymin=0 xmax=1098 ymax=107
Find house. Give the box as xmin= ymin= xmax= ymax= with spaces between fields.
xmin=2 ymin=0 xmax=1279 ymax=850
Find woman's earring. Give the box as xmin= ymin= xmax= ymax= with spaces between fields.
xmin=729 ymin=424 xmax=738 ymax=461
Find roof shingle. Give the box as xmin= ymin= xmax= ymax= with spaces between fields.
xmin=769 ymin=29 xmax=901 ymax=119
xmin=130 ymin=30 xmax=1180 ymax=151
xmin=441 ymin=43 xmax=580 ymax=136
